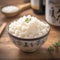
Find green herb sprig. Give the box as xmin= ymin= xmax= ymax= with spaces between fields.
xmin=54 ymin=40 xmax=60 ymax=47
xmin=48 ymin=46 xmax=55 ymax=52
xmin=48 ymin=40 xmax=60 ymax=52
xmin=25 ymin=18 xmax=31 ymax=23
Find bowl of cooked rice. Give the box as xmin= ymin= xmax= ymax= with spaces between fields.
xmin=8 ymin=15 xmax=50 ymax=52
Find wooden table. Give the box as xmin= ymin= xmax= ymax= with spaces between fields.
xmin=0 ymin=0 xmax=60 ymax=60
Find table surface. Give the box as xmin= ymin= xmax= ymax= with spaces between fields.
xmin=0 ymin=0 xmax=60 ymax=60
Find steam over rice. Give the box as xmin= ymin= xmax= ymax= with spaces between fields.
xmin=9 ymin=15 xmax=50 ymax=38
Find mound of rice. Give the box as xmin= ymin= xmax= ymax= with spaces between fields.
xmin=9 ymin=15 xmax=50 ymax=38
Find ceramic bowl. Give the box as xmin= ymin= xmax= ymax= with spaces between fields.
xmin=1 ymin=5 xmax=20 ymax=17
xmin=8 ymin=21 xmax=50 ymax=52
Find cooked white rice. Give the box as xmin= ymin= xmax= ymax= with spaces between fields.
xmin=2 ymin=6 xmax=19 ymax=13
xmin=9 ymin=15 xmax=50 ymax=38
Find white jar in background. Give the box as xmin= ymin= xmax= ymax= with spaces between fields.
xmin=46 ymin=0 xmax=60 ymax=26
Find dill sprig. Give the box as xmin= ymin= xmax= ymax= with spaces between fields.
xmin=48 ymin=46 xmax=55 ymax=52
xmin=48 ymin=40 xmax=60 ymax=52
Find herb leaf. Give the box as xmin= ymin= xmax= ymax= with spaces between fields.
xmin=48 ymin=40 xmax=60 ymax=52
xmin=25 ymin=18 xmax=31 ymax=23
xmin=48 ymin=46 xmax=55 ymax=52
xmin=53 ymin=42 xmax=60 ymax=47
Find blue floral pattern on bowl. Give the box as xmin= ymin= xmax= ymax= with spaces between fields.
xmin=9 ymin=34 xmax=48 ymax=52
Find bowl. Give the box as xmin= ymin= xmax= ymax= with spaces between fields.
xmin=8 ymin=21 xmax=50 ymax=53
xmin=1 ymin=5 xmax=20 ymax=17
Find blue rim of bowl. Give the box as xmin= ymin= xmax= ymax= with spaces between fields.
xmin=7 ymin=20 xmax=50 ymax=41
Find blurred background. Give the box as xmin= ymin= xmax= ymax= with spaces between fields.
xmin=0 ymin=0 xmax=45 ymax=6
xmin=0 ymin=0 xmax=29 ymax=6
